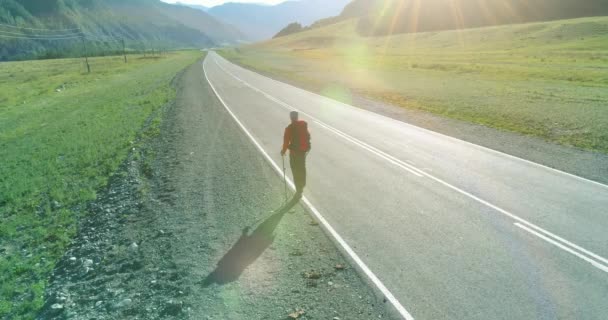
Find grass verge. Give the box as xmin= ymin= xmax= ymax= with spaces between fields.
xmin=0 ymin=51 xmax=202 ymax=319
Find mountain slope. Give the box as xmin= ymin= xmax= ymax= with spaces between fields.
xmin=157 ymin=3 xmax=245 ymax=44
xmin=273 ymin=22 xmax=304 ymax=38
xmin=338 ymin=0 xmax=608 ymax=36
xmin=0 ymin=0 xmax=246 ymax=61
xmin=208 ymin=0 xmax=350 ymax=41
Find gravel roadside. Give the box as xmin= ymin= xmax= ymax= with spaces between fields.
xmin=37 ymin=59 xmax=394 ymax=320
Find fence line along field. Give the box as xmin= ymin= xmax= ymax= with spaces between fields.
xmin=0 ymin=51 xmax=202 ymax=319
xmin=220 ymin=16 xmax=608 ymax=154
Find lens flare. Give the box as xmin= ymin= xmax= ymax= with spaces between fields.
xmin=321 ymin=84 xmax=353 ymax=106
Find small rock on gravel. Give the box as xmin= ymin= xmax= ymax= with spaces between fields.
xmin=83 ymin=259 xmax=93 ymax=267
xmin=114 ymin=298 xmax=132 ymax=309
xmin=288 ymin=309 xmax=305 ymax=319
xmin=302 ymin=270 xmax=322 ymax=279
xmin=161 ymin=300 xmax=183 ymax=316
xmin=51 ymin=304 xmax=64 ymax=310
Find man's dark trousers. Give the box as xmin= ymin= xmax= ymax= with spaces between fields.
xmin=290 ymin=151 xmax=307 ymax=194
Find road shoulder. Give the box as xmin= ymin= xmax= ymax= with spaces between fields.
xmin=38 ymin=59 xmax=394 ymax=319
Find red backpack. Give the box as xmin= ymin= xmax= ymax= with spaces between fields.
xmin=289 ymin=121 xmax=311 ymax=153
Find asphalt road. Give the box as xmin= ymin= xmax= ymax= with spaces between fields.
xmin=202 ymin=52 xmax=608 ymax=320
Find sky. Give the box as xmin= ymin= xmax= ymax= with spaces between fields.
xmin=162 ymin=0 xmax=287 ymax=7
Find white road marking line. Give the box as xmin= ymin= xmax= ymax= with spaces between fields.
xmin=213 ymin=52 xmax=608 ymax=190
xmin=211 ymin=53 xmax=608 ymax=272
xmin=202 ymin=58 xmax=416 ymax=320
xmin=515 ymin=223 xmax=608 ymax=273
xmin=213 ymin=58 xmax=424 ymax=178
xmin=314 ymin=120 xmax=424 ymax=177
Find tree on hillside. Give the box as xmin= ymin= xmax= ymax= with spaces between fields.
xmin=273 ymin=22 xmax=305 ymax=38
xmin=0 ymin=0 xmax=35 ymax=24
xmin=19 ymin=0 xmax=64 ymax=14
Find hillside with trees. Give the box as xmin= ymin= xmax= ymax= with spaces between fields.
xmin=273 ymin=22 xmax=304 ymax=38
xmin=0 ymin=0 xmax=246 ymax=61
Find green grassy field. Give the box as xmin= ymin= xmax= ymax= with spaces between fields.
xmin=0 ymin=51 xmax=202 ymax=319
xmin=220 ymin=16 xmax=608 ymax=153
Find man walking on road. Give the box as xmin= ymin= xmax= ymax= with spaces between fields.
xmin=281 ymin=111 xmax=311 ymax=198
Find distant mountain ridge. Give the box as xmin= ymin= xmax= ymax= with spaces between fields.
xmin=175 ymin=2 xmax=209 ymax=12
xmin=207 ymin=0 xmax=350 ymax=41
xmin=0 ymin=0 xmax=246 ymax=60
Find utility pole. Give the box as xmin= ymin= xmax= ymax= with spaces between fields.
xmin=122 ymin=38 xmax=127 ymax=63
xmin=81 ymin=36 xmax=90 ymax=74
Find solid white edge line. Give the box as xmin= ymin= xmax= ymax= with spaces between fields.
xmin=212 ymin=52 xmax=608 ymax=190
xmin=202 ymin=57 xmax=415 ymax=320
xmin=514 ymin=223 xmax=608 ymax=273
xmin=211 ymin=52 xmax=608 ymax=271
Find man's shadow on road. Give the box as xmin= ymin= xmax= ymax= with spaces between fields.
xmin=202 ymin=193 xmax=302 ymax=287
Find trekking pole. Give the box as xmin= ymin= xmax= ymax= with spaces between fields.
xmin=282 ymin=155 xmax=288 ymax=202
